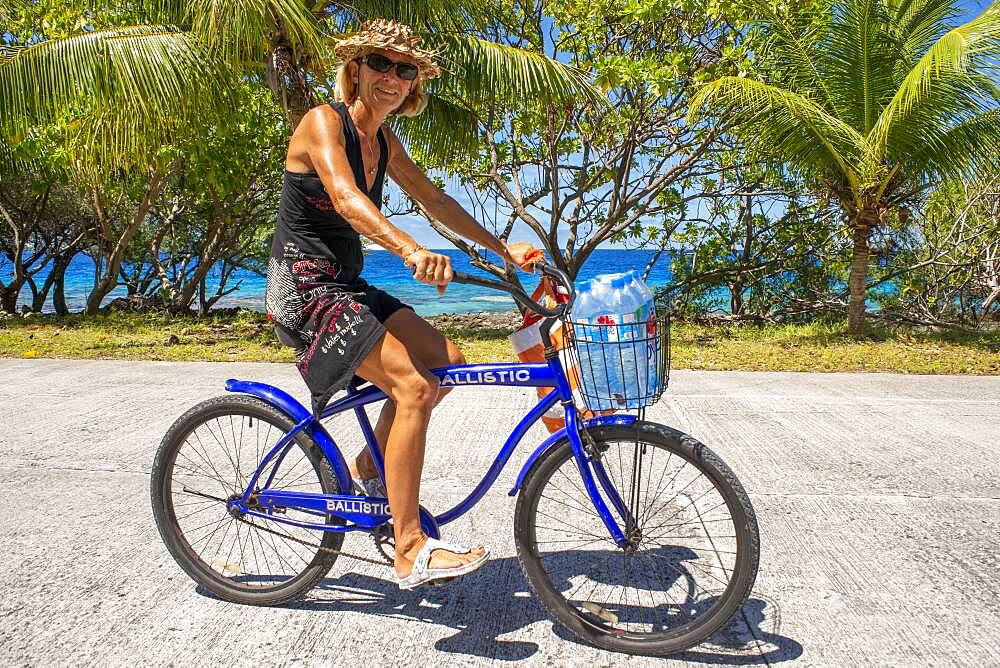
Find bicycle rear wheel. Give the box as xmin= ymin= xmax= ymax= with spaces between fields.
xmin=151 ymin=395 xmax=344 ymax=605
xmin=514 ymin=422 xmax=759 ymax=655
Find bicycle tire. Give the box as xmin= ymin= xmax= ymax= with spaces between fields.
xmin=151 ymin=394 xmax=344 ymax=605
xmin=514 ymin=421 xmax=759 ymax=655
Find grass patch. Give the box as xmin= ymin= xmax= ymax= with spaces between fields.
xmin=0 ymin=311 xmax=293 ymax=363
xmin=1 ymin=311 xmax=998 ymax=374
xmin=670 ymin=319 xmax=1000 ymax=374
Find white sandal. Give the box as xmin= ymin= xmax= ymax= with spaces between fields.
xmin=397 ymin=537 xmax=490 ymax=590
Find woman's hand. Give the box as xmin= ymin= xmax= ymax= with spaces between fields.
xmin=503 ymin=241 xmax=544 ymax=272
xmin=405 ymin=249 xmax=453 ymax=296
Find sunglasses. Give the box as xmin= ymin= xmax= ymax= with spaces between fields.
xmin=360 ymin=54 xmax=420 ymax=81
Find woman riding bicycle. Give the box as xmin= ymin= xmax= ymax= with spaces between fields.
xmin=264 ymin=18 xmax=537 ymax=589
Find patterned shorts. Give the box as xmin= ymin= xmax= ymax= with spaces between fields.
xmin=266 ymin=255 xmax=411 ymax=413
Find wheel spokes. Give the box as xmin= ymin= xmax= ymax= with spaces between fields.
xmin=168 ymin=412 xmax=330 ymax=589
xmin=533 ymin=438 xmax=739 ymax=636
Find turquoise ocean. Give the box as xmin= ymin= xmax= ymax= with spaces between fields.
xmin=27 ymin=248 xmax=676 ymax=316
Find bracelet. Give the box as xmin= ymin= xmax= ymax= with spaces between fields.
xmin=400 ymin=244 xmax=426 ymax=260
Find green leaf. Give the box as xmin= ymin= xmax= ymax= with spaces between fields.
xmin=0 ymin=26 xmax=236 ymax=170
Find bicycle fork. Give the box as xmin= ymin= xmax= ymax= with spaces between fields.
xmin=563 ymin=408 xmax=639 ymax=551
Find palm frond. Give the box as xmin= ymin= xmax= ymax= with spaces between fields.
xmin=826 ymin=0 xmax=900 ymax=133
xmin=142 ymin=0 xmax=191 ymax=23
xmin=878 ymin=69 xmax=1000 ymax=162
xmin=905 ymin=108 xmax=1000 ymax=183
xmin=0 ymin=26 xmax=234 ymax=168
xmin=868 ymin=2 xmax=1000 ymax=154
xmin=0 ymin=135 xmax=19 ymax=174
xmin=886 ymin=0 xmax=959 ymax=66
xmin=183 ymin=0 xmax=325 ymax=64
xmin=390 ymin=93 xmax=478 ymax=168
xmin=751 ymin=0 xmax=843 ymax=117
xmin=428 ymin=33 xmax=601 ymax=110
xmin=687 ymin=76 xmax=867 ymax=190
xmin=0 ymin=26 xmax=227 ymax=123
xmin=334 ymin=0 xmax=488 ymax=32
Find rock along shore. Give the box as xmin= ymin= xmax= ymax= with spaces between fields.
xmin=426 ymin=310 xmax=521 ymax=334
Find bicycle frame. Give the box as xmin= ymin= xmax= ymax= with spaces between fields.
xmin=225 ymin=354 xmax=637 ymax=548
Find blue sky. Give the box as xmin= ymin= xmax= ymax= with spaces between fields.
xmin=957 ymin=0 xmax=991 ymax=20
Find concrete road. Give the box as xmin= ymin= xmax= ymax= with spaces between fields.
xmin=1 ymin=359 xmax=998 ymax=666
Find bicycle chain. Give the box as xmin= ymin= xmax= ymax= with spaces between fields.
xmin=233 ymin=515 xmax=394 ymax=566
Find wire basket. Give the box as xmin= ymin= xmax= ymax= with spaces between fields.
xmin=560 ymin=308 xmax=671 ymax=412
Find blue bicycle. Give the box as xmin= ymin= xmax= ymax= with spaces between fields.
xmin=151 ymin=264 xmax=760 ymax=656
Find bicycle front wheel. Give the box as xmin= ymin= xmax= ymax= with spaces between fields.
xmin=514 ymin=422 xmax=759 ymax=655
xmin=151 ymin=395 xmax=344 ymax=606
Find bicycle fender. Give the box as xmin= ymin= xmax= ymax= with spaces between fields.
xmin=508 ymin=413 xmax=638 ymax=496
xmin=225 ymin=379 xmax=353 ymax=493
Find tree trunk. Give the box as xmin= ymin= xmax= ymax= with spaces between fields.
xmin=147 ymin=199 xmax=182 ymax=306
xmin=982 ymin=251 xmax=1000 ymax=321
xmin=0 ymin=202 xmax=26 ymax=313
xmin=267 ymin=38 xmax=314 ymax=129
xmin=982 ymin=289 xmax=1000 ymax=318
xmin=30 ymin=273 xmax=49 ymax=312
xmin=52 ymin=253 xmax=73 ymax=315
xmin=848 ymin=210 xmax=875 ymax=335
xmin=198 ymin=276 xmax=210 ymax=315
xmin=176 ymin=211 xmax=227 ymax=309
xmin=35 ymin=269 xmax=59 ymax=312
xmin=85 ymin=170 xmax=166 ymax=315
xmin=0 ymin=285 xmax=17 ymax=313
xmin=200 ymin=260 xmax=242 ymax=314
xmin=730 ymin=279 xmax=744 ymax=316
xmin=85 ymin=275 xmax=111 ymax=316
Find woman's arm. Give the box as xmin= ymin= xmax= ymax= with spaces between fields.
xmin=299 ymin=106 xmax=424 ymax=259
xmin=295 ymin=106 xmax=453 ymax=291
xmin=383 ymin=127 xmax=525 ymax=267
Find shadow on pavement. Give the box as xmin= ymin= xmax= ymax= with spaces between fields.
xmin=200 ymin=554 xmax=801 ymax=664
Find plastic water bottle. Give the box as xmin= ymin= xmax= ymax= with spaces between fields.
xmin=619 ymin=272 xmax=658 ymax=403
xmin=572 ymin=277 xmax=612 ymax=409
xmin=611 ymin=271 xmax=656 ymax=408
xmin=573 ymin=270 xmax=656 ymax=409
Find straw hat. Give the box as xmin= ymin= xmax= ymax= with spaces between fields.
xmin=334 ymin=19 xmax=442 ymax=80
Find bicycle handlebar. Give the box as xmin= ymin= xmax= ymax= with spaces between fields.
xmin=451 ymin=262 xmax=574 ymax=319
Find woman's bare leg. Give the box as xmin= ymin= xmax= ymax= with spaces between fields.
xmin=351 ymin=401 xmax=394 ymax=480
xmin=351 ymin=309 xmax=465 ymax=481
xmin=353 ymin=324 xmax=481 ymax=578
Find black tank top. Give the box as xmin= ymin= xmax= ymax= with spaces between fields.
xmin=270 ymin=101 xmax=388 ymax=285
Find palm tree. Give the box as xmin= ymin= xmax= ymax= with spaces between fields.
xmin=687 ymin=0 xmax=1000 ymax=334
xmin=0 ymin=1 xmax=596 ymax=172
